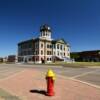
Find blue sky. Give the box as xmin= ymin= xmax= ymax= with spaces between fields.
xmin=0 ymin=0 xmax=100 ymax=57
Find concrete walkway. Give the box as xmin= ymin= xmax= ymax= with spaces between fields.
xmin=0 ymin=69 xmax=100 ymax=100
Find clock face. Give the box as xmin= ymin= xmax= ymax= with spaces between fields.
xmin=48 ymin=27 xmax=50 ymax=30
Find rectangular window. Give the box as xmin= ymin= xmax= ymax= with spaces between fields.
xmin=53 ymin=44 xmax=56 ymax=49
xmin=27 ymin=51 xmax=29 ymax=55
xmin=24 ymin=51 xmax=26 ymax=55
xmin=47 ymin=44 xmax=49 ymax=48
xmin=28 ymin=43 xmax=32 ymax=48
xmin=50 ymin=45 xmax=52 ymax=48
xmin=68 ymin=48 xmax=70 ymax=51
xmin=50 ymin=51 xmax=52 ymax=55
xmin=35 ymin=42 xmax=38 ymax=48
xmin=47 ymin=51 xmax=49 ymax=55
xmin=35 ymin=51 xmax=39 ymax=55
xmin=47 ymin=51 xmax=52 ymax=55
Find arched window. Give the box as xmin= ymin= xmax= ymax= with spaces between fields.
xmin=57 ymin=44 xmax=59 ymax=49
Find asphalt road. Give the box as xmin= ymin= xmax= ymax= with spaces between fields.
xmin=0 ymin=64 xmax=100 ymax=88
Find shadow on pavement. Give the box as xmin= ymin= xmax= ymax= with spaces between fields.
xmin=30 ymin=89 xmax=46 ymax=96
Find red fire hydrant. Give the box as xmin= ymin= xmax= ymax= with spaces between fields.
xmin=46 ymin=69 xmax=56 ymax=96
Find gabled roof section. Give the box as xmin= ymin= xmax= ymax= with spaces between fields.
xmin=52 ymin=38 xmax=70 ymax=46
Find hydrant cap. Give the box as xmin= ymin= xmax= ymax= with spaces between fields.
xmin=46 ymin=69 xmax=55 ymax=77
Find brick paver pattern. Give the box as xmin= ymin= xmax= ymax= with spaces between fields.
xmin=0 ymin=69 xmax=100 ymax=100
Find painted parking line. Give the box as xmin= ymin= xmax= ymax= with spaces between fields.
xmin=57 ymin=74 xmax=100 ymax=89
xmin=71 ymin=78 xmax=100 ymax=89
xmin=0 ymin=69 xmax=19 ymax=73
xmin=0 ymin=70 xmax=26 ymax=81
xmin=71 ymin=70 xmax=98 ymax=78
xmin=0 ymin=70 xmax=23 ymax=79
xmin=0 ymin=68 xmax=24 ymax=76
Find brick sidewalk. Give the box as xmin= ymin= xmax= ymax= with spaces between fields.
xmin=0 ymin=69 xmax=100 ymax=100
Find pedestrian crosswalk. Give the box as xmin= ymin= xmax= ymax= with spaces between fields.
xmin=0 ymin=65 xmax=23 ymax=79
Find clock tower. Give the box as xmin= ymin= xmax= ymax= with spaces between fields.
xmin=40 ymin=24 xmax=52 ymax=40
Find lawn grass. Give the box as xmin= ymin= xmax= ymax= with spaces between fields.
xmin=44 ymin=62 xmax=100 ymax=68
xmin=1 ymin=61 xmax=100 ymax=68
xmin=0 ymin=88 xmax=21 ymax=100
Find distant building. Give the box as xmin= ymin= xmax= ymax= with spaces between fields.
xmin=7 ymin=55 xmax=16 ymax=62
xmin=71 ymin=50 xmax=100 ymax=62
xmin=3 ymin=57 xmax=8 ymax=62
xmin=0 ymin=55 xmax=17 ymax=63
xmin=0 ymin=57 xmax=3 ymax=62
xmin=18 ymin=24 xmax=70 ymax=63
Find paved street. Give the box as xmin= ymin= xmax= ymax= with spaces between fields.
xmin=0 ymin=64 xmax=24 ymax=79
xmin=0 ymin=64 xmax=100 ymax=100
xmin=16 ymin=64 xmax=100 ymax=87
xmin=0 ymin=64 xmax=100 ymax=87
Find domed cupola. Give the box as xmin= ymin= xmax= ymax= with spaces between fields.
xmin=40 ymin=24 xmax=52 ymax=40
xmin=40 ymin=24 xmax=51 ymax=32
